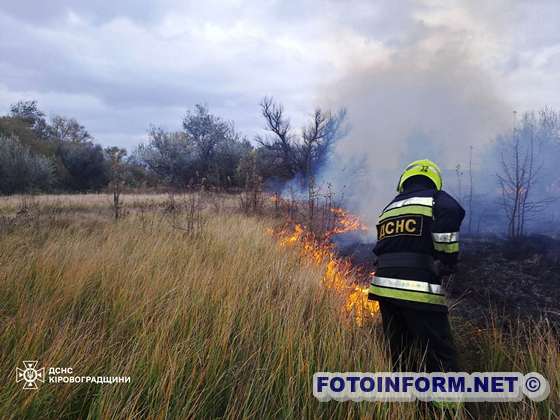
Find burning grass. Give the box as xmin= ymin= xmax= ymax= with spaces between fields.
xmin=269 ymin=208 xmax=378 ymax=326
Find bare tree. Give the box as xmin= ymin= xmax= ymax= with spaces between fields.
xmin=105 ymin=147 xmax=127 ymax=220
xmin=256 ymin=97 xmax=298 ymax=178
xmin=455 ymin=164 xmax=463 ymax=204
xmin=301 ymin=109 xmax=339 ymax=178
xmin=498 ymin=111 xmax=527 ymax=237
xmin=497 ymin=110 xmax=556 ymax=238
xmin=256 ymin=96 xmax=346 ymax=183
xmin=467 ymin=146 xmax=474 ymax=234
xmin=238 ymin=150 xmax=263 ymax=214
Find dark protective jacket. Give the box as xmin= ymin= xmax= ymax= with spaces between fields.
xmin=368 ymin=176 xmax=465 ymax=312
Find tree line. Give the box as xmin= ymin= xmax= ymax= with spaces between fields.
xmin=1 ymin=98 xmax=558 ymax=238
xmin=0 ymin=99 xmax=345 ymax=195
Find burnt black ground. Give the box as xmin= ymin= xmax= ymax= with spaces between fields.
xmin=335 ymin=234 xmax=560 ymax=327
xmin=449 ymin=236 xmax=560 ymax=326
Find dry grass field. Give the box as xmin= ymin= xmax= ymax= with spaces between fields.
xmin=0 ymin=194 xmax=558 ymax=419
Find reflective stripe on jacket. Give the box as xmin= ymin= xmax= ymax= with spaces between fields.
xmin=369 ymin=276 xmax=446 ymax=306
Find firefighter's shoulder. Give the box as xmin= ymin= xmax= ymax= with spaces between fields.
xmin=434 ymin=190 xmax=465 ymax=218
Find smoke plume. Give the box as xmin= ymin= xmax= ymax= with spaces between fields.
xmin=316 ymin=10 xmax=513 ymax=234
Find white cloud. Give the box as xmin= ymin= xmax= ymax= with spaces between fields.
xmin=0 ymin=0 xmax=558 ymax=149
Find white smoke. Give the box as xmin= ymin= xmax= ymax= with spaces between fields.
xmin=315 ymin=5 xmax=513 ymax=235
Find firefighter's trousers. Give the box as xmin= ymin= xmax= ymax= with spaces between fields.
xmin=379 ymin=299 xmax=459 ymax=372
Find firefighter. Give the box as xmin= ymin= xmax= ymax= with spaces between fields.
xmin=368 ymin=159 xmax=465 ymax=373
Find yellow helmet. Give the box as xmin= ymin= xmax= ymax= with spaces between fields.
xmin=397 ymin=159 xmax=443 ymax=192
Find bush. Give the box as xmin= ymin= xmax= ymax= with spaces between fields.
xmin=0 ymin=135 xmax=54 ymax=194
xmin=57 ymin=141 xmax=109 ymax=191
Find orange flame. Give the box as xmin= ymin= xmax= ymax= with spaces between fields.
xmin=270 ymin=210 xmax=378 ymax=326
xmin=329 ymin=207 xmax=369 ymax=235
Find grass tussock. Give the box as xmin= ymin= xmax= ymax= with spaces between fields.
xmin=0 ymin=207 xmax=558 ymax=419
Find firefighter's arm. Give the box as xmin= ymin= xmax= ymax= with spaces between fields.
xmin=432 ymin=190 xmax=465 ymax=271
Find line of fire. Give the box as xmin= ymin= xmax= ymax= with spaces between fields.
xmin=267 ymin=199 xmax=379 ymax=327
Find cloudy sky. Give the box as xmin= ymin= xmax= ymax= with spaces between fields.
xmin=1 ymin=0 xmax=559 ymax=150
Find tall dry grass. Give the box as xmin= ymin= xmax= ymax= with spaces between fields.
xmin=0 ymin=192 xmax=240 ymax=216
xmin=0 ymin=200 xmax=557 ymax=419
